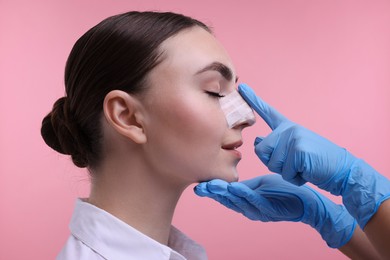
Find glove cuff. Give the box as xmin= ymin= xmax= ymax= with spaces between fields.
xmin=342 ymin=159 xmax=390 ymax=229
xmin=323 ymin=210 xmax=357 ymax=248
xmin=301 ymin=187 xmax=356 ymax=248
xmin=317 ymin=149 xmax=356 ymax=196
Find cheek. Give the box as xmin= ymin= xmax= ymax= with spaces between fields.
xmin=170 ymin=99 xmax=229 ymax=172
xmin=144 ymin=91 xmax=235 ymax=183
xmin=171 ymin=98 xmax=227 ymax=140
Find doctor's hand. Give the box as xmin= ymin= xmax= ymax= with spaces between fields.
xmin=195 ymin=174 xmax=356 ymax=248
xmin=238 ymin=83 xmax=390 ymax=229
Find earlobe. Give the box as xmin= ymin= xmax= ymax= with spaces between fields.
xmin=103 ymin=90 xmax=147 ymax=144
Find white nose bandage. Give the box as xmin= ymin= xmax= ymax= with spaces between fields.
xmin=219 ymin=90 xmax=256 ymax=128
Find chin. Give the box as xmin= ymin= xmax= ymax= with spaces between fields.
xmin=226 ymin=174 xmax=239 ymax=183
xmin=196 ymin=167 xmax=239 ymax=183
xmin=217 ymin=169 xmax=239 ymax=183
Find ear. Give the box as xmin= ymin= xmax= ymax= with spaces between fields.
xmin=103 ymin=90 xmax=147 ymax=144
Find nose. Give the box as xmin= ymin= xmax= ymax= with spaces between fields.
xmin=232 ymin=115 xmax=256 ymax=129
xmin=219 ymin=90 xmax=256 ymax=129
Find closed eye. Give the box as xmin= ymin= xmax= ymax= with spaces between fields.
xmin=206 ymin=91 xmax=225 ymax=98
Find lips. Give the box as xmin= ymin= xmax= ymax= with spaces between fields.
xmin=221 ymin=140 xmax=243 ymax=150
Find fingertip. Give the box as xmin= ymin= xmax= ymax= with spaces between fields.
xmin=193 ymin=182 xmax=209 ymax=197
xmin=194 ymin=188 xmax=206 ymax=197
xmin=195 ymin=182 xmax=207 ymax=189
xmin=207 ymin=179 xmax=229 ymax=194
xmin=238 ymin=84 xmax=289 ymax=130
xmin=238 ymin=83 xmax=250 ymax=92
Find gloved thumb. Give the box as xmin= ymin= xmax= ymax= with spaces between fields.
xmin=254 ymin=136 xmax=264 ymax=146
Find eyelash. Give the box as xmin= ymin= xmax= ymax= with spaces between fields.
xmin=206 ymin=91 xmax=225 ymax=98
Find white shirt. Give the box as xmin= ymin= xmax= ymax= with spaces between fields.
xmin=57 ymin=199 xmax=207 ymax=260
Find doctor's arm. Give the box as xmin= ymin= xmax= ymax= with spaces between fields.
xmin=363 ymin=199 xmax=390 ymax=258
xmin=339 ymin=225 xmax=382 ymax=259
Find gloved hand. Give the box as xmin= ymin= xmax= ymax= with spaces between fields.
xmin=195 ymin=174 xmax=356 ymax=248
xmin=238 ymin=83 xmax=390 ymax=229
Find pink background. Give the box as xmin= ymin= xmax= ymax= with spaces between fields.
xmin=1 ymin=1 xmax=389 ymax=259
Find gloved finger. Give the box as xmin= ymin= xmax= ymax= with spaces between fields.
xmin=265 ymin=135 xmax=288 ymax=173
xmin=205 ymin=180 xmax=263 ymax=215
xmin=214 ymin=195 xmax=246 ymax=214
xmin=254 ymin=136 xmax=264 ymax=146
xmin=218 ymin=193 xmax=260 ymax=219
xmin=256 ymin=124 xmax=299 ymax=173
xmin=195 ymin=182 xmax=254 ymax=216
xmin=194 ymin=181 xmax=234 ymax=203
xmin=206 ymin=179 xmax=230 ymax=195
xmin=228 ymin=183 xmax=277 ymax=221
xmin=213 ymin=194 xmax=246 ymax=214
xmin=238 ymin=83 xmax=289 ymax=130
xmin=281 ymin=149 xmax=307 ymax=186
xmin=228 ymin=182 xmax=274 ymax=210
xmin=254 ymin=130 xmax=282 ymax=166
xmin=240 ymin=176 xmax=266 ymax=190
xmin=241 ymin=174 xmax=284 ymax=190
xmin=242 ymin=174 xmax=303 ymax=192
xmin=195 ymin=180 xmax=242 ymax=206
xmin=234 ymin=181 xmax=307 ymax=222
xmin=194 ymin=182 xmax=213 ymax=197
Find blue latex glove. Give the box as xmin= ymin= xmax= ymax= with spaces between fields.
xmin=238 ymin=83 xmax=390 ymax=229
xmin=195 ymin=174 xmax=356 ymax=248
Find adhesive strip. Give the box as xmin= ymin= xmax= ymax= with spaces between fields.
xmin=219 ymin=90 xmax=256 ymax=128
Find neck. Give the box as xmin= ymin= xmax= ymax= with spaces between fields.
xmin=88 ymin=157 xmax=187 ymax=245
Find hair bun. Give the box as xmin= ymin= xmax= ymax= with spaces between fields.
xmin=41 ymin=97 xmax=89 ymax=167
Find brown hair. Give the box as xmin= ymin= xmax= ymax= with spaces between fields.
xmin=41 ymin=11 xmax=210 ymax=169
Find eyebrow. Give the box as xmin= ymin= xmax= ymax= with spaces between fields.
xmin=195 ymin=62 xmax=238 ymax=83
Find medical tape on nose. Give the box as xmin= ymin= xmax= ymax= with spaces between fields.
xmin=219 ymin=90 xmax=256 ymax=128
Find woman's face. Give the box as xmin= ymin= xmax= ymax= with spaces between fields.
xmin=141 ymin=26 xmax=252 ymax=185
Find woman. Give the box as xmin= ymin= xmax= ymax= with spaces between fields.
xmin=42 ymin=10 xmax=382 ymax=260
xmin=41 ymin=11 xmax=254 ymax=259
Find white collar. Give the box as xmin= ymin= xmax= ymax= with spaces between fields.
xmin=69 ymin=199 xmax=207 ymax=260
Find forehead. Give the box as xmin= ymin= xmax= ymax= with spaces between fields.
xmin=156 ymin=26 xmax=236 ymax=78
